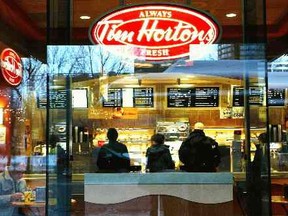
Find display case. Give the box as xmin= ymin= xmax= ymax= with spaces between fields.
xmin=270 ymin=142 xmax=288 ymax=172
xmin=203 ymin=127 xmax=267 ymax=172
xmin=156 ymin=120 xmax=190 ymax=168
xmin=93 ymin=128 xmax=154 ymax=170
xmin=92 ymin=126 xmax=283 ymax=173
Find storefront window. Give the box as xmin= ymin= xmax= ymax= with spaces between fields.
xmin=47 ymin=1 xmax=269 ymax=215
xmin=1 ymin=0 xmax=287 ymax=215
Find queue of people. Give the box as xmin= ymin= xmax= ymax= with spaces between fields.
xmin=95 ymin=122 xmax=221 ymax=173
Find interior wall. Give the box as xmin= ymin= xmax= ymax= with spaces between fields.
xmin=29 ymin=81 xmax=287 ymax=144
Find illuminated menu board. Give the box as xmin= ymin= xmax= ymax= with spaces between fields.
xmin=37 ymin=89 xmax=88 ymax=109
xmin=167 ymin=87 xmax=219 ymax=107
xmin=103 ymin=88 xmax=122 ymax=107
xmin=72 ymin=89 xmax=88 ymax=108
xmin=194 ymin=87 xmax=219 ymax=107
xmin=133 ymin=88 xmax=154 ymax=107
xmin=249 ymin=86 xmax=264 ymax=105
xmin=167 ymin=88 xmax=193 ymax=107
xmin=232 ymin=87 xmax=244 ymax=107
xmin=268 ymin=88 xmax=285 ymax=106
xmin=103 ymin=88 xmax=154 ymax=107
xmin=37 ymin=90 xmax=67 ymax=109
xmin=232 ymin=86 xmax=264 ymax=106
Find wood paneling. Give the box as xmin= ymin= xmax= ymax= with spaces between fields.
xmin=269 ymin=107 xmax=285 ymax=126
xmin=85 ymin=195 xmax=233 ymax=216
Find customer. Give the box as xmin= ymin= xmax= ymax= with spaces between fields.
xmin=249 ymin=132 xmax=267 ymax=215
xmin=0 ymin=156 xmax=27 ymax=216
xmin=179 ymin=122 xmax=221 ymax=172
xmin=91 ymin=146 xmax=101 ymax=172
xmin=97 ymin=128 xmax=130 ymax=172
xmin=49 ymin=134 xmax=67 ymax=175
xmin=253 ymin=132 xmax=267 ymax=172
xmin=146 ymin=133 xmax=175 ymax=172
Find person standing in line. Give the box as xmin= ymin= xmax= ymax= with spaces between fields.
xmin=179 ymin=122 xmax=221 ymax=172
xmin=146 ymin=133 xmax=175 ymax=172
xmin=0 ymin=156 xmax=27 ymax=216
xmin=91 ymin=145 xmax=101 ymax=172
xmin=249 ymin=133 xmax=268 ymax=215
xmin=97 ymin=128 xmax=130 ymax=172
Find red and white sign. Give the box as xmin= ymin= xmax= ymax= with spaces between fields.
xmin=0 ymin=48 xmax=23 ymax=86
xmin=89 ymin=4 xmax=221 ymax=61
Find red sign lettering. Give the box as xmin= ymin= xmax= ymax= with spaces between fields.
xmin=0 ymin=48 xmax=23 ymax=86
xmin=89 ymin=4 xmax=221 ymax=61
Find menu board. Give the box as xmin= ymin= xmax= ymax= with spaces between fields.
xmin=194 ymin=87 xmax=219 ymax=107
xmin=103 ymin=88 xmax=122 ymax=107
xmin=133 ymin=87 xmax=154 ymax=107
xmin=37 ymin=92 xmax=47 ymax=108
xmin=167 ymin=88 xmax=193 ymax=107
xmin=232 ymin=87 xmax=244 ymax=107
xmin=268 ymin=88 xmax=285 ymax=106
xmin=249 ymin=86 xmax=264 ymax=105
xmin=103 ymin=88 xmax=154 ymax=108
xmin=167 ymin=87 xmax=219 ymax=107
xmin=232 ymin=86 xmax=264 ymax=106
xmin=72 ymin=89 xmax=88 ymax=108
xmin=37 ymin=89 xmax=67 ymax=109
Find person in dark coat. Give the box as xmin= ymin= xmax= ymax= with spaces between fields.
xmin=248 ymin=132 xmax=268 ymax=215
xmin=97 ymin=128 xmax=130 ymax=172
xmin=146 ymin=133 xmax=175 ymax=172
xmin=179 ymin=122 xmax=221 ymax=172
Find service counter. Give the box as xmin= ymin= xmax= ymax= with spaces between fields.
xmin=84 ymin=172 xmax=233 ymax=216
xmin=22 ymin=172 xmax=288 ymax=215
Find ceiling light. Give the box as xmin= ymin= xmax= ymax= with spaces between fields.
xmin=80 ymin=15 xmax=91 ymax=20
xmin=226 ymin=13 xmax=237 ymax=18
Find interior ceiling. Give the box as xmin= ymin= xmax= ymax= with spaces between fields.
xmin=0 ymin=0 xmax=287 ymax=59
xmin=13 ymin=0 xmax=288 ymax=27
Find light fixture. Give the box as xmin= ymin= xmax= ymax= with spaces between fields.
xmin=226 ymin=13 xmax=237 ymax=18
xmin=80 ymin=15 xmax=91 ymax=20
xmin=0 ymin=108 xmax=3 ymax=124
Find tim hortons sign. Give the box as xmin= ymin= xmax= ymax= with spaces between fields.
xmin=0 ymin=48 xmax=23 ymax=86
xmin=89 ymin=4 xmax=221 ymax=61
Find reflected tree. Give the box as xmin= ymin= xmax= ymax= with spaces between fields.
xmin=47 ymin=45 xmax=134 ymax=78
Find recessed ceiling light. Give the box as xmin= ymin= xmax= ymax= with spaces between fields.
xmin=226 ymin=13 xmax=237 ymax=18
xmin=80 ymin=15 xmax=91 ymax=20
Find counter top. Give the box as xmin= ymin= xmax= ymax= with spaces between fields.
xmin=23 ymin=171 xmax=288 ymax=182
xmin=84 ymin=172 xmax=233 ymax=185
xmin=84 ymin=172 xmax=233 ymax=204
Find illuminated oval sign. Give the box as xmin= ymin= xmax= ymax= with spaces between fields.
xmin=0 ymin=48 xmax=23 ymax=86
xmin=89 ymin=4 xmax=221 ymax=61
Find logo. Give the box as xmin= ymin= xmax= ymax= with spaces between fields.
xmin=89 ymin=4 xmax=221 ymax=61
xmin=0 ymin=48 xmax=23 ymax=86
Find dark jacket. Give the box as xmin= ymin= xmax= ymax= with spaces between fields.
xmin=146 ymin=144 xmax=175 ymax=172
xmin=97 ymin=141 xmax=130 ymax=172
xmin=179 ymin=130 xmax=221 ymax=172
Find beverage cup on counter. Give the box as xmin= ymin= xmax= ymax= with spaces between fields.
xmin=24 ymin=191 xmax=32 ymax=203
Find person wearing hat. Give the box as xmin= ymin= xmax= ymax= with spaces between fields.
xmin=179 ymin=122 xmax=221 ymax=172
xmin=0 ymin=156 xmax=27 ymax=215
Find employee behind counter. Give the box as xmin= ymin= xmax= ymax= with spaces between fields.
xmin=94 ymin=124 xmax=221 ymax=173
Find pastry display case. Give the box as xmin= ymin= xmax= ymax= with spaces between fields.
xmin=93 ymin=128 xmax=154 ymax=170
xmin=156 ymin=120 xmax=190 ymax=168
